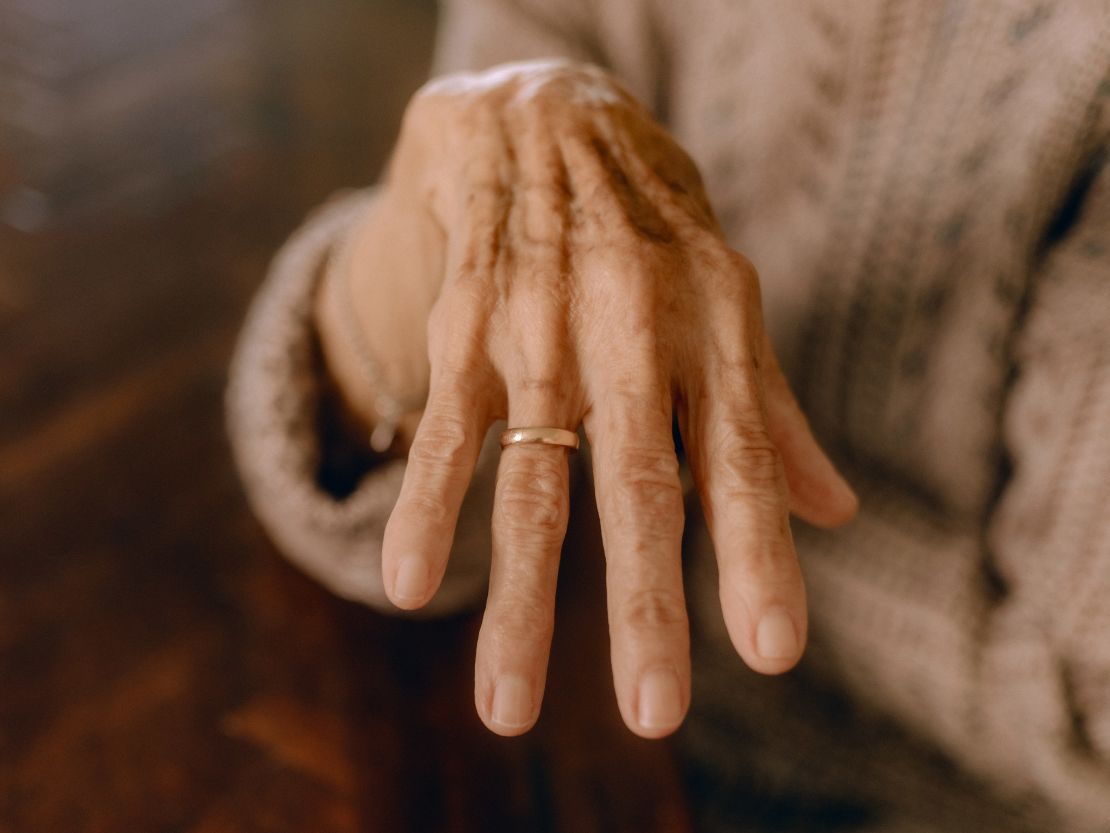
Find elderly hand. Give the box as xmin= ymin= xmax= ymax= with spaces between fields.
xmin=359 ymin=60 xmax=857 ymax=737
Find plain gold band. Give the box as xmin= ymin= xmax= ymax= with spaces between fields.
xmin=499 ymin=426 xmax=580 ymax=452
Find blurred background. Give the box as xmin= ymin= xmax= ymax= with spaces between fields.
xmin=0 ymin=1 xmax=692 ymax=830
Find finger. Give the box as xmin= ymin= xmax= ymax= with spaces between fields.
xmin=474 ymin=382 xmax=574 ymax=736
xmin=382 ymin=134 xmax=507 ymax=611
xmin=585 ymin=377 xmax=690 ymax=739
xmin=382 ymin=369 xmax=490 ymax=610
xmin=760 ymin=333 xmax=859 ymax=528
xmin=683 ymin=357 xmax=807 ymax=675
xmin=473 ymin=131 xmax=578 ymax=733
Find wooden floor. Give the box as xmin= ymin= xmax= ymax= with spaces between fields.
xmin=0 ymin=2 xmax=693 ymax=831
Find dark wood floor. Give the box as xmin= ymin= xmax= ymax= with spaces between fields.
xmin=0 ymin=2 xmax=692 ymax=831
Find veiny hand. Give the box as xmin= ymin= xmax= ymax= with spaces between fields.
xmin=376 ymin=60 xmax=858 ymax=738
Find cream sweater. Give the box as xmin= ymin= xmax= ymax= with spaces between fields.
xmin=227 ymin=1 xmax=1110 ymax=830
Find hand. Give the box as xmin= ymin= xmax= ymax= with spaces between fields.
xmin=376 ymin=60 xmax=858 ymax=737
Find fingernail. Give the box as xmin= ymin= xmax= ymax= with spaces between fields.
xmin=822 ymin=455 xmax=860 ymax=509
xmin=756 ymin=607 xmax=800 ymax=660
xmin=638 ymin=667 xmax=682 ymax=730
xmin=491 ymin=675 xmax=534 ymax=729
xmin=814 ymin=453 xmax=859 ymax=512
xmin=392 ymin=556 xmax=427 ymax=603
xmin=833 ymin=470 xmax=860 ymax=511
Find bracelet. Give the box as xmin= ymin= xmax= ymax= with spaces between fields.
xmin=324 ymin=225 xmax=425 ymax=453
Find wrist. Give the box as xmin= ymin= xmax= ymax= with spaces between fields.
xmin=314 ymin=210 xmax=426 ymax=454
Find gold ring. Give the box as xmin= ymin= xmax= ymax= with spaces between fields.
xmin=499 ymin=426 xmax=580 ymax=452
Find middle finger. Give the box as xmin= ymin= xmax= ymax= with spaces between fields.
xmin=584 ymin=378 xmax=690 ymax=739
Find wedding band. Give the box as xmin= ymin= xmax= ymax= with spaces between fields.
xmin=499 ymin=426 xmax=580 ymax=452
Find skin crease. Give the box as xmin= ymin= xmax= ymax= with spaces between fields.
xmin=314 ymin=60 xmax=860 ymax=739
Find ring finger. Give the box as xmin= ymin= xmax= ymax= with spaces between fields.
xmin=474 ymin=377 xmax=578 ymax=735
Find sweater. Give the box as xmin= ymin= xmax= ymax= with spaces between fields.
xmin=226 ymin=1 xmax=1110 ymax=830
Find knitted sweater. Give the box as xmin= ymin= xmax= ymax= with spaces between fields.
xmin=226 ymin=1 xmax=1110 ymax=830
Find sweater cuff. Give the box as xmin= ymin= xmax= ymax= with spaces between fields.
xmin=225 ymin=189 xmax=496 ymax=615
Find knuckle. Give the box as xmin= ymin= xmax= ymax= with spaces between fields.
xmin=495 ymin=457 xmax=568 ymax=540
xmin=434 ymin=341 xmax=489 ymax=384
xmin=427 ymin=308 xmax=488 ymax=373
xmin=717 ymin=451 xmax=783 ymax=498
xmin=498 ymin=495 xmax=565 ymax=540
xmin=726 ymin=437 xmax=782 ymax=480
xmin=410 ymin=414 xmax=471 ymax=470
xmin=400 ymin=488 xmax=452 ymax=528
xmin=614 ymin=443 xmax=678 ymax=478
xmin=489 ymin=600 xmax=552 ymax=646
xmin=608 ymin=444 xmax=684 ymax=526
xmin=723 ymin=248 xmax=759 ymax=283
xmin=701 ymin=248 xmax=761 ymax=311
xmin=620 ymin=588 xmax=688 ymax=635
xmin=431 ymin=279 xmax=483 ymax=328
xmin=729 ymin=540 xmax=802 ymax=590
xmin=752 ymin=547 xmax=802 ymax=586
xmin=711 ymin=418 xmax=785 ymax=497
xmin=711 ymin=347 xmax=762 ymax=391
xmin=700 ymin=244 xmax=759 ymax=286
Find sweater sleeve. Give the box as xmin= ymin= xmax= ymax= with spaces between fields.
xmin=975 ymin=153 xmax=1110 ymax=822
xmin=803 ymin=156 xmax=1110 ymax=828
xmin=226 ymin=190 xmax=502 ymax=615
xmin=685 ymin=154 xmax=1110 ymax=830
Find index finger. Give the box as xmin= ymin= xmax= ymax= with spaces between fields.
xmin=381 ymin=369 xmax=491 ymax=609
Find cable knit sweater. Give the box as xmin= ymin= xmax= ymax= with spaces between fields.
xmin=226 ymin=1 xmax=1110 ymax=830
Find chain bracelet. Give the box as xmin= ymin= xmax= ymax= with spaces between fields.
xmin=325 ymin=227 xmax=425 ymax=453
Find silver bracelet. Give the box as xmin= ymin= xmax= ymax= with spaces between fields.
xmin=324 ymin=226 xmax=425 ymax=453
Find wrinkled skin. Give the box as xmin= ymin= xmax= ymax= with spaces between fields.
xmin=343 ymin=60 xmax=858 ymax=738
